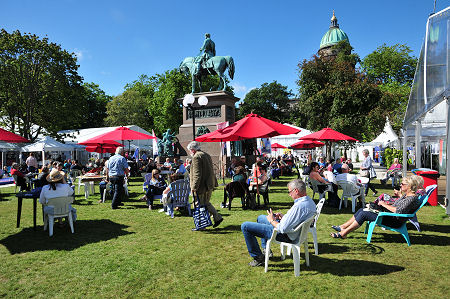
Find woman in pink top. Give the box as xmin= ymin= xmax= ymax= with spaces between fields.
xmin=381 ymin=158 xmax=402 ymax=186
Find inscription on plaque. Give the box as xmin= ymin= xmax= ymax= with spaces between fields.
xmin=187 ymin=106 xmax=221 ymax=119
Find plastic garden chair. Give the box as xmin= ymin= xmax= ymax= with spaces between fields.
xmin=42 ymin=196 xmax=75 ymax=237
xmin=167 ymin=179 xmax=191 ymax=218
xmin=264 ymin=214 xmax=315 ymax=277
xmin=408 ymin=185 xmax=437 ymax=232
xmin=364 ymin=185 xmax=437 ymax=246
xmin=309 ymin=179 xmax=332 ymax=201
xmin=336 ymin=180 xmax=365 ymax=213
xmin=309 ymin=198 xmax=326 ymax=255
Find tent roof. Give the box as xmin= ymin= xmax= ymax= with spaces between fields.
xmin=270 ymin=124 xmax=313 ymax=147
xmin=365 ymin=118 xmax=399 ymax=147
xmin=20 ymin=136 xmax=74 ymax=152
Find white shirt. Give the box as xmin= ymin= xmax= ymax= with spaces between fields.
xmin=39 ymin=183 xmax=74 ymax=204
xmin=335 ymin=173 xmax=360 ymax=195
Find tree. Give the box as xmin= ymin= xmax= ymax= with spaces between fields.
xmin=294 ymin=41 xmax=385 ymax=141
xmin=361 ymin=44 xmax=417 ymax=132
xmin=0 ymin=29 xmax=85 ymax=140
xmin=82 ymin=82 xmax=111 ymax=128
xmin=238 ymin=81 xmax=293 ymax=123
xmin=361 ymin=44 xmax=416 ymax=85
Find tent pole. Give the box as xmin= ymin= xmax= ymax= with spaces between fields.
xmin=446 ymin=97 xmax=450 ymax=215
xmin=402 ymin=128 xmax=408 ymax=177
xmin=415 ymin=120 xmax=422 ymax=168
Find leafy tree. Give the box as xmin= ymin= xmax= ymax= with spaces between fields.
xmin=82 ymin=82 xmax=111 ymax=128
xmin=0 ymin=29 xmax=85 ymax=140
xmin=105 ymin=89 xmax=153 ymax=129
xmin=361 ymin=44 xmax=416 ymax=85
xmin=294 ymin=41 xmax=384 ymax=141
xmin=361 ymin=44 xmax=417 ymax=133
xmin=238 ymin=81 xmax=293 ymax=123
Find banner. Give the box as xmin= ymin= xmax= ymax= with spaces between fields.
xmin=152 ymin=130 xmax=158 ymax=157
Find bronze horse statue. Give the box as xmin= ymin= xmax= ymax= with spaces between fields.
xmin=179 ymin=56 xmax=235 ymax=93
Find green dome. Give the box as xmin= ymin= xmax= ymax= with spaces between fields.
xmin=320 ymin=27 xmax=349 ymax=49
xmin=319 ymin=11 xmax=349 ymax=49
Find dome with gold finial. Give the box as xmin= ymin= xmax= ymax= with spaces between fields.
xmin=319 ymin=11 xmax=349 ymax=50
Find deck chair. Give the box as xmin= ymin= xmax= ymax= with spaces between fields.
xmin=408 ymin=185 xmax=437 ymax=232
xmin=42 ymin=196 xmax=75 ymax=237
xmin=364 ymin=186 xmax=436 ymax=246
xmin=264 ymin=214 xmax=316 ymax=277
xmin=336 ymin=180 xmax=365 ymax=213
xmin=309 ymin=198 xmax=326 ymax=255
xmin=223 ymin=181 xmax=249 ymax=210
xmin=167 ymin=179 xmax=191 ymax=218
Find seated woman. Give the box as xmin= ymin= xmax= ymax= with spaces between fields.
xmin=39 ymin=168 xmax=77 ymax=226
xmin=35 ymin=166 xmax=50 ymax=188
xmin=330 ymin=175 xmax=424 ymax=239
xmin=140 ymin=169 xmax=167 ymax=210
xmin=380 ymin=158 xmax=402 ymax=186
xmin=309 ymin=162 xmax=340 ymax=207
xmin=232 ymin=166 xmax=247 ymax=184
xmin=269 ymin=158 xmax=281 ymax=179
xmin=10 ymin=162 xmax=29 ymax=191
xmin=249 ymin=165 xmax=268 ymax=192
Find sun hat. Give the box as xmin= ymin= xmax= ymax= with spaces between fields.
xmin=46 ymin=168 xmax=66 ymax=183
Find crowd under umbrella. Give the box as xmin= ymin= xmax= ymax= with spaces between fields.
xmin=299 ymin=127 xmax=358 ymax=159
xmin=271 ymin=142 xmax=286 ymax=156
xmin=79 ymin=127 xmax=156 ymax=154
xmin=0 ymin=128 xmax=30 ymax=168
xmin=195 ymin=113 xmax=300 ymax=203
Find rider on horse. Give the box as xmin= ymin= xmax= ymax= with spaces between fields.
xmin=197 ymin=33 xmax=216 ymax=71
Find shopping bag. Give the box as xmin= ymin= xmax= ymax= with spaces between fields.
xmin=192 ymin=192 xmax=213 ymax=230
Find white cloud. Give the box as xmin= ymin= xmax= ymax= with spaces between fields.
xmin=231 ymin=83 xmax=249 ymax=94
xmin=73 ymin=48 xmax=91 ymax=61
xmin=100 ymin=71 xmax=111 ymax=76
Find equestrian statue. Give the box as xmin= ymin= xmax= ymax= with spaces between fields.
xmin=179 ymin=33 xmax=235 ymax=94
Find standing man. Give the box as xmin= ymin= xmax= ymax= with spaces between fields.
xmin=187 ymin=141 xmax=223 ymax=230
xmin=241 ymin=179 xmax=316 ymax=267
xmin=26 ymin=153 xmax=38 ymax=173
xmin=105 ymin=147 xmax=129 ymax=209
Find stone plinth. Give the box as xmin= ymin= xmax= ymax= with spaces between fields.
xmin=177 ymin=91 xmax=239 ymax=164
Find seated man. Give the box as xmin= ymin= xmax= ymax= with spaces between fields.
xmin=335 ymin=164 xmax=362 ymax=198
xmin=174 ymin=159 xmax=186 ymax=175
xmin=241 ymin=179 xmax=316 ymax=267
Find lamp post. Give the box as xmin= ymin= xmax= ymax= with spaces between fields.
xmin=183 ymin=94 xmax=208 ymax=140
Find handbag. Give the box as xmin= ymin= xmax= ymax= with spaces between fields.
xmin=360 ymin=169 xmax=370 ymax=178
xmin=192 ymin=191 xmax=213 ymax=230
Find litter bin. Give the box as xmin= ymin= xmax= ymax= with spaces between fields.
xmin=411 ymin=168 xmax=440 ymax=206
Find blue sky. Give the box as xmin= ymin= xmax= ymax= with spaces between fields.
xmin=1 ymin=0 xmax=447 ymax=99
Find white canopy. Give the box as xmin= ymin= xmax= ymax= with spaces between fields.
xmin=364 ymin=117 xmax=400 ymax=148
xmin=20 ymin=136 xmax=74 ymax=152
xmin=270 ymin=123 xmax=313 ymax=147
xmin=0 ymin=142 xmax=19 ymax=150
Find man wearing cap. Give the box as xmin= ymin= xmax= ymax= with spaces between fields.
xmin=105 ymin=147 xmax=130 ymax=209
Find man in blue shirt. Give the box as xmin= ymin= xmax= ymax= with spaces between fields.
xmin=241 ymin=179 xmax=316 ymax=267
xmin=105 ymin=147 xmax=129 ymax=209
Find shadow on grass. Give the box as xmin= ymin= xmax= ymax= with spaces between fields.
xmin=203 ymin=224 xmax=241 ymax=234
xmin=0 ymin=219 xmax=133 ymax=254
xmin=355 ymin=230 xmax=450 ymax=246
xmin=417 ymin=223 xmax=450 ymax=234
xmin=268 ymin=256 xmax=404 ymax=276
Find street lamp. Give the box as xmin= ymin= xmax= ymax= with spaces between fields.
xmin=183 ymin=94 xmax=208 ymax=140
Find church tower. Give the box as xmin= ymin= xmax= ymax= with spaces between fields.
xmin=318 ymin=11 xmax=350 ymax=58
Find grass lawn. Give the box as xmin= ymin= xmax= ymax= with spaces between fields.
xmin=0 ymin=175 xmax=449 ymax=298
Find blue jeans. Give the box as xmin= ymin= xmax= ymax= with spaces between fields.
xmin=241 ymin=215 xmax=274 ymax=258
xmin=110 ymin=176 xmax=124 ymax=208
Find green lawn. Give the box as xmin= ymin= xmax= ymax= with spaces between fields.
xmin=0 ymin=175 xmax=449 ymax=298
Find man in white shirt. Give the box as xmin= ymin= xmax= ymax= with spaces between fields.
xmin=335 ymin=164 xmax=361 ymax=196
xmin=26 ymin=153 xmax=38 ymax=173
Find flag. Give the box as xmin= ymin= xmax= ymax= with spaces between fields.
xmin=152 ymin=130 xmax=158 ymax=157
xmin=132 ymin=147 xmax=139 ymax=161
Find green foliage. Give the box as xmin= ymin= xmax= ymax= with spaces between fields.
xmin=294 ymin=47 xmax=384 ymax=141
xmin=0 ymin=29 xmax=86 ymax=140
xmin=361 ymin=44 xmax=417 ymax=85
xmin=82 ymin=82 xmax=111 ymax=128
xmin=238 ymin=81 xmax=293 ymax=122
xmin=382 ymin=147 xmax=405 ymax=168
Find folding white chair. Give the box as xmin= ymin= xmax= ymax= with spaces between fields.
xmin=309 ymin=198 xmax=326 ymax=255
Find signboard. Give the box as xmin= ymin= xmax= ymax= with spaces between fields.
xmin=187 ymin=106 xmax=221 ymax=119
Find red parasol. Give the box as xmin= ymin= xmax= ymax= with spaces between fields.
xmin=299 ymin=128 xmax=358 ymax=142
xmin=85 ymin=144 xmax=120 ymax=154
xmin=196 ymin=113 xmax=300 ymax=142
xmin=289 ymin=140 xmax=325 ymax=149
xmin=80 ymin=127 xmax=155 ymax=152
xmin=0 ymin=128 xmax=30 ymax=143
xmin=271 ymin=143 xmax=287 ymax=149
